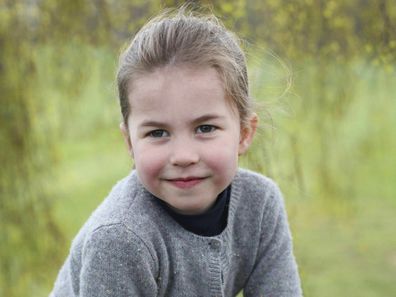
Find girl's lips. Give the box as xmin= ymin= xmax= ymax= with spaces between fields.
xmin=166 ymin=177 xmax=206 ymax=189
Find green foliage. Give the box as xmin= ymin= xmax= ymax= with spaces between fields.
xmin=0 ymin=3 xmax=62 ymax=296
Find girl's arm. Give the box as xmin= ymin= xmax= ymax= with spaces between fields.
xmin=243 ymin=183 xmax=303 ymax=297
xmin=79 ymin=224 xmax=158 ymax=297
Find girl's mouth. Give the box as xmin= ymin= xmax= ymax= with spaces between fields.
xmin=166 ymin=177 xmax=206 ymax=189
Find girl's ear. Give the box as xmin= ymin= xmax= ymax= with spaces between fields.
xmin=238 ymin=113 xmax=258 ymax=155
xmin=120 ymin=122 xmax=134 ymax=158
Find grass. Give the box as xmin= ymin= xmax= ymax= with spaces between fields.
xmin=53 ymin=128 xmax=131 ymax=240
xmin=33 ymin=46 xmax=396 ymax=296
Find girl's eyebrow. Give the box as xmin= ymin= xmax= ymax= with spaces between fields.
xmin=138 ymin=114 xmax=225 ymax=128
xmin=192 ymin=114 xmax=225 ymax=124
xmin=138 ymin=120 xmax=167 ymax=128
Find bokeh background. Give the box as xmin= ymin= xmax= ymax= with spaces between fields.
xmin=1 ymin=0 xmax=395 ymax=296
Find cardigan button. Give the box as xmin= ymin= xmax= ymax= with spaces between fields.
xmin=210 ymin=240 xmax=221 ymax=250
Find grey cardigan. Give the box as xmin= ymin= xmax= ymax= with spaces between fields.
xmin=50 ymin=168 xmax=302 ymax=297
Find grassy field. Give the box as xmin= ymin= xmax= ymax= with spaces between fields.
xmin=40 ymin=46 xmax=396 ymax=296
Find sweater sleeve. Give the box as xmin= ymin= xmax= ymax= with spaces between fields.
xmin=79 ymin=224 xmax=158 ymax=297
xmin=243 ymin=182 xmax=302 ymax=297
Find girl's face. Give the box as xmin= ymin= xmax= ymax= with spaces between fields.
xmin=121 ymin=66 xmax=256 ymax=215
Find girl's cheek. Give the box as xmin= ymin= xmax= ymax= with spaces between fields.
xmin=135 ymin=146 xmax=167 ymax=176
xmin=205 ymin=142 xmax=239 ymax=172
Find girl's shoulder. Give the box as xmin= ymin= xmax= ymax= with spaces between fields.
xmin=230 ymin=168 xmax=286 ymax=220
xmin=235 ymin=167 xmax=281 ymax=197
xmin=69 ymin=170 xmax=163 ymax=255
xmin=82 ymin=170 xmax=142 ymax=228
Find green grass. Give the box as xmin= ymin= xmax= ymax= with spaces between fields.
xmin=53 ymin=128 xmax=131 ymax=240
xmin=36 ymin=47 xmax=396 ymax=296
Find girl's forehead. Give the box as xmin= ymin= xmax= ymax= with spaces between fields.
xmin=128 ymin=66 xmax=224 ymax=106
xmin=131 ymin=65 xmax=222 ymax=90
xmin=127 ymin=65 xmax=239 ymax=122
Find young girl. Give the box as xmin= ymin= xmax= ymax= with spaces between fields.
xmin=51 ymin=8 xmax=302 ymax=297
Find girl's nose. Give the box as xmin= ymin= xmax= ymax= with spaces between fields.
xmin=169 ymin=140 xmax=199 ymax=167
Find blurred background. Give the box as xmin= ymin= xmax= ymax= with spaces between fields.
xmin=1 ymin=0 xmax=395 ymax=296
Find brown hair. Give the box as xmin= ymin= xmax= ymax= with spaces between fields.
xmin=117 ymin=7 xmax=253 ymax=127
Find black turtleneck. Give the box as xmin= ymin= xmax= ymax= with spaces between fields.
xmin=156 ymin=186 xmax=231 ymax=237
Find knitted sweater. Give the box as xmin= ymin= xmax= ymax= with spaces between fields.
xmin=50 ymin=168 xmax=302 ymax=297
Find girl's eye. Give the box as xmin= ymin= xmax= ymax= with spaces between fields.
xmin=196 ymin=125 xmax=216 ymax=134
xmin=148 ymin=129 xmax=169 ymax=138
